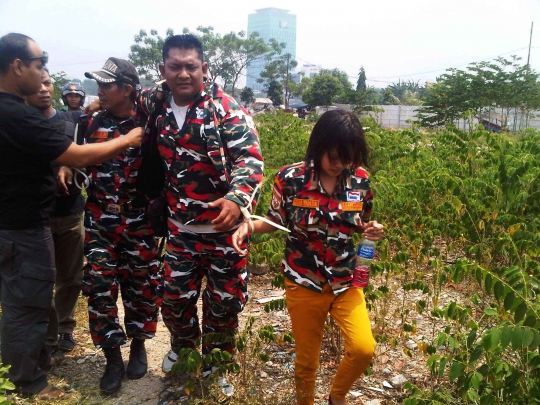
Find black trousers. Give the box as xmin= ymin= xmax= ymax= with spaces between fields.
xmin=0 ymin=227 xmax=55 ymax=396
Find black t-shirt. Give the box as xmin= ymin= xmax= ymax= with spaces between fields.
xmin=0 ymin=92 xmax=73 ymax=229
xmin=49 ymin=110 xmax=85 ymax=217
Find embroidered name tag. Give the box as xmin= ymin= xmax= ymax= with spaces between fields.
xmin=292 ymin=198 xmax=319 ymax=208
xmin=342 ymin=202 xmax=363 ymax=211
xmin=90 ymin=130 xmax=109 ymax=139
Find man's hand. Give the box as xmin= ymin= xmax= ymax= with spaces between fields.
xmin=360 ymin=220 xmax=385 ymax=241
xmin=209 ymin=198 xmax=241 ymax=232
xmin=125 ymin=127 xmax=144 ymax=148
xmin=83 ymin=99 xmax=101 ymax=115
xmin=57 ymin=166 xmax=73 ymax=196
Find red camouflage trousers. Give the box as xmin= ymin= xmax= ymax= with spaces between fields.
xmin=162 ymin=224 xmax=249 ymax=357
xmin=82 ymin=206 xmax=162 ymax=348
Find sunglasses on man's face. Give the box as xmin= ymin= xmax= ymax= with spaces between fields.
xmin=23 ymin=51 xmax=49 ymax=65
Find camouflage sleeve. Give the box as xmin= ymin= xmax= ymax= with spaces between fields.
xmin=219 ymin=95 xmax=264 ymax=213
xmin=362 ymin=178 xmax=373 ymax=223
xmin=266 ymin=171 xmax=287 ymax=227
xmin=136 ymin=86 xmax=160 ymax=118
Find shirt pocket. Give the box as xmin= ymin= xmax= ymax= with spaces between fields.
xmin=289 ymin=207 xmax=320 ymax=237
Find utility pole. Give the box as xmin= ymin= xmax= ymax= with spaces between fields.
xmin=284 ymin=53 xmax=290 ymax=109
xmin=527 ymin=22 xmax=534 ymax=67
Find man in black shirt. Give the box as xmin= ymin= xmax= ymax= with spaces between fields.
xmin=0 ymin=32 xmax=143 ymax=400
xmin=25 ymin=68 xmax=85 ymax=358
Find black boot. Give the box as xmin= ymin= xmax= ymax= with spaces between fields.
xmin=127 ymin=338 xmax=147 ymax=380
xmin=100 ymin=346 xmax=125 ymax=394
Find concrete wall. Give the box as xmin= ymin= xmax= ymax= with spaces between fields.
xmin=329 ymin=104 xmax=540 ymax=131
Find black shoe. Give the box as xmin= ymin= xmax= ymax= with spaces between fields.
xmin=58 ymin=333 xmax=76 ymax=352
xmin=127 ymin=338 xmax=147 ymax=380
xmin=100 ymin=346 xmax=125 ymax=395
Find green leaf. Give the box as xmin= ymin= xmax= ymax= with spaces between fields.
xmin=483 ymin=308 xmax=497 ymax=317
xmin=504 ymin=291 xmax=515 ymax=311
xmin=529 ymin=330 xmax=540 ymax=349
xmin=449 ymin=361 xmax=464 ymax=381
xmin=469 ymin=346 xmax=483 ymax=364
xmin=501 ymin=325 xmax=512 ymax=349
xmin=511 ymin=328 xmax=524 ymax=350
xmin=467 ymin=329 xmax=478 ymax=347
xmin=523 ymin=314 xmax=537 ymax=328
xmin=438 ymin=357 xmax=447 ymax=378
xmin=450 ymin=196 xmax=463 ymax=212
xmin=493 ymin=281 xmax=504 ymax=301
xmin=522 ymin=328 xmax=535 ymax=348
xmin=484 ymin=273 xmax=493 ymax=294
xmin=514 ymin=302 xmax=527 ymax=323
xmin=490 ymin=327 xmax=501 ymax=349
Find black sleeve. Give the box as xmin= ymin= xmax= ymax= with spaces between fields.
xmin=14 ymin=106 xmax=73 ymax=161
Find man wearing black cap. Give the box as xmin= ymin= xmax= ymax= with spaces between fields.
xmin=0 ymin=33 xmax=143 ymax=400
xmin=82 ymin=57 xmax=162 ymax=395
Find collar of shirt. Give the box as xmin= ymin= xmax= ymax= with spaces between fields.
xmin=306 ymin=160 xmax=350 ymax=194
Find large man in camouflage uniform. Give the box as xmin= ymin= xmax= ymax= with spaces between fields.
xmin=137 ymin=34 xmax=263 ymax=391
xmin=83 ymin=58 xmax=161 ymax=394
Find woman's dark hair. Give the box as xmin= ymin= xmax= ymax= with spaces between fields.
xmin=0 ymin=33 xmax=33 ymax=74
xmin=304 ymin=109 xmax=370 ymax=173
xmin=162 ymin=34 xmax=204 ymax=63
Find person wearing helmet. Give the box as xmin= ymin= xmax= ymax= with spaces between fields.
xmin=61 ymin=82 xmax=85 ymax=111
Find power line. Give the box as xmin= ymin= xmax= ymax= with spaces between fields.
xmin=47 ymin=59 xmax=108 ymax=67
xmin=369 ymin=46 xmax=535 ymax=79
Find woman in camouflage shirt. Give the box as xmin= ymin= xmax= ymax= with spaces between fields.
xmin=232 ymin=110 xmax=384 ymax=405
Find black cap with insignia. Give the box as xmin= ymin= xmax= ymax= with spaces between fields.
xmin=85 ymin=57 xmax=141 ymax=90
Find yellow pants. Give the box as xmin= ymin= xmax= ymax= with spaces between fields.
xmin=285 ymin=278 xmax=376 ymax=405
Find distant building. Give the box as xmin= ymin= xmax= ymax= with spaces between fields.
xmin=246 ymin=7 xmax=297 ymax=92
xmin=299 ymin=63 xmax=322 ymax=78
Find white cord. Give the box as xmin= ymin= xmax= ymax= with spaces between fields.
xmin=73 ymin=168 xmax=90 ymax=190
xmin=240 ymin=183 xmax=291 ymax=233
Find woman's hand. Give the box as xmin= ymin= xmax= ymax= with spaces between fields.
xmin=361 ymin=220 xmax=385 ymax=241
xmin=232 ymin=221 xmax=252 ymax=256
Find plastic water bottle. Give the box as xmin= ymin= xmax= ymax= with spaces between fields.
xmin=352 ymin=237 xmax=376 ymax=288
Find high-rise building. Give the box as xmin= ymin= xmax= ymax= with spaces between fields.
xmin=246 ymin=7 xmax=297 ymax=92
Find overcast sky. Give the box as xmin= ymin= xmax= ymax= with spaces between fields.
xmin=1 ymin=0 xmax=539 ymax=88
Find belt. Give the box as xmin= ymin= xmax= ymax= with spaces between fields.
xmin=91 ymin=199 xmax=147 ymax=214
xmin=94 ymin=201 xmax=133 ymax=214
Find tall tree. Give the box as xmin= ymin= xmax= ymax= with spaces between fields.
xmin=418 ymin=57 xmax=540 ymax=129
xmin=129 ymin=29 xmax=174 ymax=82
xmin=319 ymin=68 xmax=355 ymax=103
xmin=301 ymin=73 xmax=343 ymax=107
xmin=50 ymin=71 xmax=70 ymax=108
xmin=257 ymin=40 xmax=298 ymax=106
xmin=240 ymin=87 xmax=255 ymax=105
xmin=356 ymin=66 xmax=367 ymax=92
xmin=266 ymin=80 xmax=283 ymax=106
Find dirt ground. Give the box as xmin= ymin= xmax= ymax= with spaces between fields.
xmin=7 ymin=270 xmax=465 ymax=405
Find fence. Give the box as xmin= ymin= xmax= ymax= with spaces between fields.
xmin=331 ymin=104 xmax=540 ymax=132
